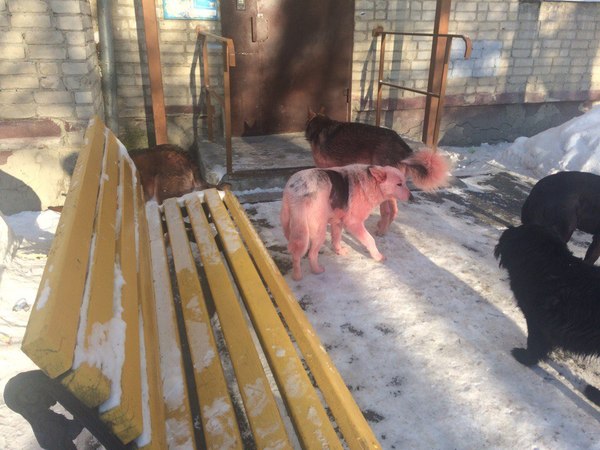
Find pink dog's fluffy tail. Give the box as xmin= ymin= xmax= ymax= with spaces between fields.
xmin=402 ymin=150 xmax=450 ymax=191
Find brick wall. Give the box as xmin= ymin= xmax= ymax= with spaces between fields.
xmin=0 ymin=0 xmax=102 ymax=214
xmin=107 ymin=0 xmax=600 ymax=148
xmin=353 ymin=0 xmax=600 ymax=142
xmin=2 ymin=0 xmax=600 ymax=212
xmin=108 ymin=0 xmax=222 ymax=150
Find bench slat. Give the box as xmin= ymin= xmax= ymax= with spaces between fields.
xmin=61 ymin=131 xmax=122 ymax=407
xmin=223 ymin=190 xmax=382 ymax=450
xmin=145 ymin=202 xmax=198 ymax=449
xmin=135 ymin=181 xmax=168 ymax=450
xmin=162 ymin=199 xmax=243 ymax=449
xmin=183 ymin=193 xmax=293 ymax=449
xmin=99 ymin=157 xmax=143 ymax=443
xmin=203 ymin=190 xmax=343 ymax=449
xmin=22 ymin=118 xmax=106 ymax=378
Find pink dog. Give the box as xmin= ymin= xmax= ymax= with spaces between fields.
xmin=280 ymin=164 xmax=412 ymax=280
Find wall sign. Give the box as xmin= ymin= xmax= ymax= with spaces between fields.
xmin=163 ymin=0 xmax=219 ymax=20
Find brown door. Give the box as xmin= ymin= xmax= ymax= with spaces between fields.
xmin=221 ymin=0 xmax=355 ymax=136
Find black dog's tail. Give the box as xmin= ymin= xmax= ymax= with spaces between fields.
xmin=400 ymin=150 xmax=450 ymax=191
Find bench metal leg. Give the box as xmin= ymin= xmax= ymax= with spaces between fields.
xmin=4 ymin=370 xmax=131 ymax=450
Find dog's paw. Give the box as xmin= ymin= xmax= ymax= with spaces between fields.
xmin=373 ymin=253 xmax=386 ymax=262
xmin=334 ymin=245 xmax=348 ymax=256
xmin=309 ymin=264 xmax=325 ymax=275
xmin=511 ymin=347 xmax=539 ymax=366
xmin=584 ymin=384 xmax=600 ymax=406
xmin=375 ymin=227 xmax=388 ymax=237
xmin=376 ymin=221 xmax=390 ymax=236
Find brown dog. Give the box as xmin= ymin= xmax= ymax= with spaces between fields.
xmin=129 ymin=144 xmax=210 ymax=203
xmin=305 ymin=111 xmax=449 ymax=235
xmin=280 ymin=164 xmax=412 ymax=280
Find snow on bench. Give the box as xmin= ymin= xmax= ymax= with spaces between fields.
xmin=6 ymin=117 xmax=381 ymax=449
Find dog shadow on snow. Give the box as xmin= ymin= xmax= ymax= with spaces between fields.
xmin=248 ymin=198 xmax=600 ymax=448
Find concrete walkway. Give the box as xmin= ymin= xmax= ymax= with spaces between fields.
xmin=197 ymin=132 xmax=314 ymax=197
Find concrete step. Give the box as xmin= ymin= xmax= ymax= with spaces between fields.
xmin=196 ymin=134 xmax=314 ymax=194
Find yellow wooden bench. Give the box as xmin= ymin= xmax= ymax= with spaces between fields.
xmin=4 ymin=117 xmax=381 ymax=449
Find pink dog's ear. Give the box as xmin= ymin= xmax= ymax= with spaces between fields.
xmin=369 ymin=166 xmax=387 ymax=183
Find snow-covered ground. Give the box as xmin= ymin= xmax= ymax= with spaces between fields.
xmin=2 ymin=107 xmax=600 ymax=449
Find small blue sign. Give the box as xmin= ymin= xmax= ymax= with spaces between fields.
xmin=163 ymin=0 xmax=219 ymax=20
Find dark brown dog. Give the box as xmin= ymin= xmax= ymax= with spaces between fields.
xmin=129 ymin=144 xmax=210 ymax=203
xmin=521 ymin=171 xmax=600 ymax=264
xmin=305 ymin=111 xmax=449 ymax=235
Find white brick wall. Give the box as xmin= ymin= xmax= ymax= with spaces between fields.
xmin=1 ymin=1 xmax=600 ymax=209
xmin=0 ymin=0 xmax=101 ymax=122
xmin=354 ymin=0 xmax=600 ymax=112
xmin=104 ymin=0 xmax=223 ymax=147
xmin=84 ymin=0 xmax=598 ymax=146
xmin=0 ymin=0 xmax=103 ymax=213
xmin=0 ymin=0 xmax=598 ymax=214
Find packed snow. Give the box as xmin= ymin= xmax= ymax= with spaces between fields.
xmin=2 ymin=107 xmax=600 ymax=449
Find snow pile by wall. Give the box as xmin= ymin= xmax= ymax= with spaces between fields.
xmin=495 ymin=106 xmax=600 ymax=178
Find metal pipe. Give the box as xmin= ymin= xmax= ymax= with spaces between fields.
xmin=423 ymin=0 xmax=451 ymax=148
xmin=141 ymin=0 xmax=168 ymax=145
xmin=373 ymin=29 xmax=472 ymax=59
xmin=97 ymin=0 xmax=119 ymax=133
xmin=375 ymin=31 xmax=386 ymax=127
xmin=372 ymin=24 xmax=471 ymax=148
xmin=196 ymin=27 xmax=236 ymax=175
xmin=379 ymin=81 xmax=441 ymax=99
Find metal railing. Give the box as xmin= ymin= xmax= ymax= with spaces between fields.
xmin=196 ymin=27 xmax=236 ymax=175
xmin=372 ymin=26 xmax=472 ymax=148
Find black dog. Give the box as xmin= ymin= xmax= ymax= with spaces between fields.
xmin=494 ymin=224 xmax=600 ymax=406
xmin=521 ymin=171 xmax=600 ymax=264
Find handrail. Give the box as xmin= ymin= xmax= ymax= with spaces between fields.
xmin=196 ymin=27 xmax=236 ymax=175
xmin=372 ymin=26 xmax=471 ymax=148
